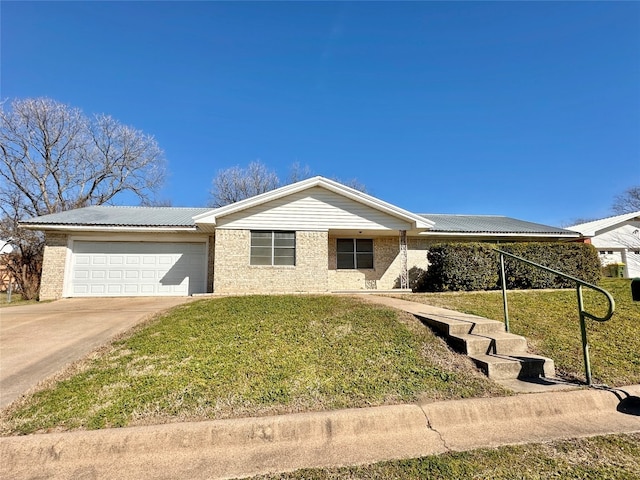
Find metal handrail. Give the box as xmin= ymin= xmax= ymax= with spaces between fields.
xmin=495 ymin=248 xmax=615 ymax=386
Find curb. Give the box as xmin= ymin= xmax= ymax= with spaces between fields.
xmin=2 ymin=386 xmax=640 ymax=480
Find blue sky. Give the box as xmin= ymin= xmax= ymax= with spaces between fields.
xmin=2 ymin=1 xmax=639 ymax=226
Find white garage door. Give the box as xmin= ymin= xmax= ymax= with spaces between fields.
xmin=70 ymin=241 xmax=206 ymax=297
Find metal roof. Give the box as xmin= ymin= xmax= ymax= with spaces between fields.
xmin=419 ymin=214 xmax=577 ymax=235
xmin=19 ymin=206 xmax=577 ymax=237
xmin=21 ymin=206 xmax=212 ymax=228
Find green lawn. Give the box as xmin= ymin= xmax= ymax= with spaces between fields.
xmin=0 ymin=293 xmax=39 ymax=308
xmin=243 ymin=433 xmax=640 ymax=479
xmin=1 ymin=295 xmax=506 ymax=435
xmin=394 ymin=279 xmax=640 ymax=386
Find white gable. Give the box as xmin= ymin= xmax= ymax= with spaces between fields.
xmin=589 ymin=221 xmax=640 ymax=249
xmin=215 ymin=187 xmax=415 ymax=231
xmin=568 ymin=211 xmax=640 ymax=236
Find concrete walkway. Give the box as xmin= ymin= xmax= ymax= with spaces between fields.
xmin=0 ymin=297 xmax=192 ymax=408
xmin=2 ymin=385 xmax=639 ymax=480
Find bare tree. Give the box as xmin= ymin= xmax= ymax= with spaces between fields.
xmin=336 ymin=177 xmax=368 ymax=194
xmin=287 ymin=162 xmax=313 ymax=184
xmin=0 ymin=97 xmax=167 ymax=298
xmin=612 ymin=186 xmax=640 ymax=214
xmin=210 ymin=160 xmax=367 ymax=207
xmin=209 ymin=161 xmax=280 ymax=207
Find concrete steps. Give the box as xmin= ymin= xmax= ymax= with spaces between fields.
xmin=414 ymin=311 xmax=555 ymax=381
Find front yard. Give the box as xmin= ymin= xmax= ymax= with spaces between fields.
xmin=2 ymin=279 xmax=637 ymax=437
xmin=1 ymin=295 xmax=506 ymax=435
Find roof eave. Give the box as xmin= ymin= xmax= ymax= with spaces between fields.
xmin=420 ymin=231 xmax=581 ymax=238
xmin=20 ymin=224 xmax=200 ymax=233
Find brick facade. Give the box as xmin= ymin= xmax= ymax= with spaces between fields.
xmin=327 ymin=236 xmax=431 ymax=290
xmin=39 ymin=233 xmax=68 ymax=300
xmin=213 ymin=229 xmax=329 ymax=293
xmin=37 ymin=230 xmax=432 ymax=299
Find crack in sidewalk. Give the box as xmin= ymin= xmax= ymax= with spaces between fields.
xmin=417 ymin=403 xmax=451 ymax=452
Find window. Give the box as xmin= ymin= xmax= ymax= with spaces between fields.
xmin=337 ymin=239 xmax=373 ymax=269
xmin=250 ymin=231 xmax=295 ymax=266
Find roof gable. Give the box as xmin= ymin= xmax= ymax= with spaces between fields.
xmin=567 ymin=211 xmax=640 ymax=236
xmin=194 ymin=176 xmax=433 ymax=231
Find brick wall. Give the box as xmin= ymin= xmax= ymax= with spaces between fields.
xmin=213 ymin=229 xmax=329 ymax=293
xmin=327 ymin=236 xmax=431 ymax=290
xmin=39 ymin=233 xmax=68 ymax=300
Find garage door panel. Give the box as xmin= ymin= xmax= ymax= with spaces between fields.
xmin=109 ymin=256 xmax=124 ymax=265
xmin=93 ymin=256 xmax=107 ymax=265
xmin=74 ymin=270 xmax=90 ymax=280
xmin=70 ymin=242 xmax=206 ymax=297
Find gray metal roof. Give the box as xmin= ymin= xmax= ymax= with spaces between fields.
xmin=419 ymin=214 xmax=577 ymax=235
xmin=21 ymin=206 xmax=577 ymax=236
xmin=21 ymin=206 xmax=212 ymax=228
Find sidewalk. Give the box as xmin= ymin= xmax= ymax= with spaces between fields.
xmin=2 ymin=385 xmax=640 ymax=480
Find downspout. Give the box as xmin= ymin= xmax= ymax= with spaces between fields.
xmin=399 ymin=230 xmax=408 ymax=289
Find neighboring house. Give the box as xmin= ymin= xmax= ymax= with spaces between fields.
xmin=567 ymin=211 xmax=640 ymax=278
xmin=20 ymin=177 xmax=580 ymax=300
xmin=0 ymin=240 xmax=14 ymax=292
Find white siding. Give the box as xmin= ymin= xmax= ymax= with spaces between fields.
xmin=591 ymin=222 xmax=640 ymax=278
xmin=217 ymin=187 xmax=413 ymax=231
xmin=590 ymin=222 xmax=640 ymax=249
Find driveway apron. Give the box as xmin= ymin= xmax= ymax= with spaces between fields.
xmin=0 ymin=297 xmax=192 ymax=409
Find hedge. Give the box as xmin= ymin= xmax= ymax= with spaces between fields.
xmin=416 ymin=242 xmax=601 ymax=292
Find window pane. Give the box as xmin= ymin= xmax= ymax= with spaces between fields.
xmin=356 ymin=239 xmax=373 ymax=253
xmin=356 ymin=253 xmax=374 ymax=269
xmin=337 ymin=252 xmax=355 ymax=269
xmin=274 ymin=233 xmax=295 ymax=247
xmin=275 ymin=247 xmax=295 ymax=258
xmin=337 ymin=239 xmax=354 ymax=253
xmin=251 ymin=255 xmax=272 ymax=265
xmin=274 ymin=255 xmax=295 ymax=266
xmin=251 ymin=232 xmax=272 ymax=247
xmin=250 ymin=247 xmax=272 ymax=257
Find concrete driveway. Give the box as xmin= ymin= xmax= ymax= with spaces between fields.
xmin=0 ymin=297 xmax=193 ymax=409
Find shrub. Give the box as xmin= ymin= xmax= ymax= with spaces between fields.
xmin=418 ymin=243 xmax=498 ymax=292
xmin=417 ymin=242 xmax=601 ymax=292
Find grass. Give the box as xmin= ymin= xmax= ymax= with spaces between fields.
xmin=392 ymin=278 xmax=640 ymax=386
xmin=0 ymin=295 xmax=506 ymax=435
xmin=242 ymin=433 xmax=640 ymax=479
xmin=0 ymin=293 xmax=39 ymax=307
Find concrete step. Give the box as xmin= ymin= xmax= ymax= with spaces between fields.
xmin=490 ymin=332 xmax=529 ymax=355
xmin=470 ymin=353 xmax=556 ymax=380
xmin=415 ymin=312 xmax=506 ymax=336
xmin=448 ymin=331 xmax=528 ymax=356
